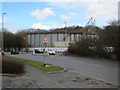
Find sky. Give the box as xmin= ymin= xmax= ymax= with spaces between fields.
xmin=1 ymin=0 xmax=118 ymax=33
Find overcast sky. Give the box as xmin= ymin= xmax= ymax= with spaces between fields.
xmin=1 ymin=0 xmax=118 ymax=33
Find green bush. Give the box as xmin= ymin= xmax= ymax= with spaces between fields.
xmin=68 ymin=39 xmax=92 ymax=56
xmin=68 ymin=38 xmax=114 ymax=59
xmin=68 ymin=43 xmax=78 ymax=54
xmin=2 ymin=56 xmax=25 ymax=74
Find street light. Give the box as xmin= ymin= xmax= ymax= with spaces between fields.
xmin=63 ymin=22 xmax=68 ymax=41
xmin=64 ymin=22 xmax=67 ymax=34
xmin=1 ymin=12 xmax=6 ymax=52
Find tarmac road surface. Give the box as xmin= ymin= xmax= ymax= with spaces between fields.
xmin=9 ymin=53 xmax=118 ymax=86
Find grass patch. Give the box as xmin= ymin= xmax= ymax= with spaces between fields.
xmin=7 ymin=56 xmax=64 ymax=72
xmin=2 ymin=56 xmax=25 ymax=74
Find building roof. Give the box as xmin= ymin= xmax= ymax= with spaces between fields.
xmin=27 ymin=26 xmax=102 ymax=35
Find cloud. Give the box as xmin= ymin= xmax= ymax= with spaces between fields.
xmin=31 ymin=22 xmax=68 ymax=30
xmin=2 ymin=0 xmax=114 ymax=2
xmin=49 ymin=1 xmax=118 ymax=21
xmin=76 ymin=24 xmax=84 ymax=27
xmin=49 ymin=2 xmax=83 ymax=9
xmin=32 ymin=23 xmax=52 ymax=30
xmin=47 ymin=22 xmax=65 ymax=28
xmin=2 ymin=0 xmax=119 ymax=2
xmin=48 ymin=0 xmax=118 ymax=10
xmin=30 ymin=8 xmax=56 ymax=20
xmin=60 ymin=15 xmax=71 ymax=20
xmin=86 ymin=2 xmax=117 ymax=20
xmin=42 ymin=22 xmax=64 ymax=28
xmin=31 ymin=22 xmax=84 ymax=30
xmin=2 ymin=22 xmax=24 ymax=33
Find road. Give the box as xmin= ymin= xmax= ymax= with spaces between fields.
xmin=9 ymin=53 xmax=118 ymax=86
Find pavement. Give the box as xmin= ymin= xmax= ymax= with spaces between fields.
xmin=7 ymin=53 xmax=118 ymax=86
xmin=2 ymin=64 xmax=118 ymax=88
xmin=0 ymin=54 xmax=2 ymax=89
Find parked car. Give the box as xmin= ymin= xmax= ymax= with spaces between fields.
xmin=63 ymin=50 xmax=69 ymax=55
xmin=34 ymin=49 xmax=44 ymax=54
xmin=25 ymin=48 xmax=30 ymax=53
xmin=11 ymin=50 xmax=19 ymax=54
xmin=47 ymin=49 xmax=56 ymax=55
xmin=2 ymin=51 xmax=5 ymax=56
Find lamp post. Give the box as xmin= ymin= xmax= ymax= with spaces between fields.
xmin=1 ymin=13 xmax=6 ymax=52
xmin=63 ymin=22 xmax=67 ymax=41
xmin=64 ymin=22 xmax=67 ymax=34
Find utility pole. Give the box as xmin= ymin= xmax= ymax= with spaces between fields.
xmin=64 ymin=22 xmax=67 ymax=34
xmin=1 ymin=13 xmax=6 ymax=52
xmin=64 ymin=22 xmax=67 ymax=33
xmin=42 ymin=37 xmax=48 ymax=67
xmin=64 ymin=22 xmax=67 ymax=41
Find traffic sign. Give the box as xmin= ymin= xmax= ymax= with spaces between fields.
xmin=42 ymin=37 xmax=48 ymax=44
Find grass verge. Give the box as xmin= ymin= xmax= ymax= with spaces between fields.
xmin=7 ymin=56 xmax=64 ymax=72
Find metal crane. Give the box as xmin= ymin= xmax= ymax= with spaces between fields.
xmin=62 ymin=17 xmax=96 ymax=41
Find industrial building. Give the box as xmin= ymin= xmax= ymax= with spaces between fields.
xmin=27 ymin=17 xmax=99 ymax=48
xmin=27 ymin=29 xmax=99 ymax=48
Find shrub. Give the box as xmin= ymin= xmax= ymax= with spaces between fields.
xmin=2 ymin=56 xmax=25 ymax=74
xmin=68 ymin=43 xmax=78 ymax=54
xmin=68 ymin=38 xmax=114 ymax=59
xmin=68 ymin=39 xmax=92 ymax=56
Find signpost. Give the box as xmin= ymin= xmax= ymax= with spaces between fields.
xmin=42 ymin=37 xmax=48 ymax=67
